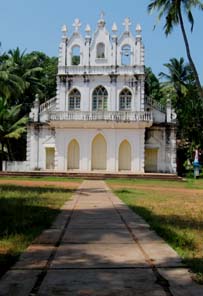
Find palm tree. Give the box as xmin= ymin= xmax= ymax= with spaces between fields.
xmin=7 ymin=48 xmax=43 ymax=109
xmin=148 ymin=0 xmax=203 ymax=98
xmin=0 ymin=58 xmax=25 ymax=99
xmin=159 ymin=57 xmax=192 ymax=95
xmin=160 ymin=57 xmax=203 ymax=147
xmin=0 ymin=97 xmax=28 ymax=170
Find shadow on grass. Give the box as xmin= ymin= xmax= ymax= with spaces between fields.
xmin=0 ymin=184 xmax=74 ymax=193
xmin=1 ymin=183 xmax=203 ymax=294
xmin=0 ymin=184 xmax=75 ymax=278
xmin=126 ymin=203 xmax=203 ymax=281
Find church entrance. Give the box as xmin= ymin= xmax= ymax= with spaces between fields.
xmin=145 ymin=149 xmax=158 ymax=172
xmin=67 ymin=139 xmax=80 ymax=169
xmin=119 ymin=140 xmax=131 ymax=171
xmin=92 ymin=134 xmax=107 ymax=170
xmin=45 ymin=147 xmax=55 ymax=170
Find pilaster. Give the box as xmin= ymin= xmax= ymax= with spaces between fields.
xmin=140 ymin=129 xmax=145 ymax=172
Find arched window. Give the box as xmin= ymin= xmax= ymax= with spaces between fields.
xmin=121 ymin=45 xmax=131 ymax=65
xmin=71 ymin=45 xmax=80 ymax=65
xmin=119 ymin=88 xmax=132 ymax=110
xmin=92 ymin=86 xmax=108 ymax=111
xmin=69 ymin=89 xmax=81 ymax=110
xmin=96 ymin=43 xmax=105 ymax=59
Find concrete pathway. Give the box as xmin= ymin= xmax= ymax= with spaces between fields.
xmin=0 ymin=180 xmax=202 ymax=296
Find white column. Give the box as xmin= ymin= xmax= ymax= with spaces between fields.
xmin=106 ymin=130 xmax=117 ymax=171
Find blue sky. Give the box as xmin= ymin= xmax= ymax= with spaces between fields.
xmin=0 ymin=0 xmax=203 ymax=82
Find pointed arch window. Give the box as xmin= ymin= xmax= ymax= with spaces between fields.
xmin=92 ymin=86 xmax=108 ymax=111
xmin=119 ymin=88 xmax=132 ymax=110
xmin=96 ymin=43 xmax=105 ymax=59
xmin=69 ymin=89 xmax=81 ymax=110
xmin=121 ymin=45 xmax=131 ymax=65
xmin=71 ymin=45 xmax=80 ymax=65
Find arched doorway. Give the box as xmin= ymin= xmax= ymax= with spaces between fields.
xmin=92 ymin=134 xmax=107 ymax=170
xmin=145 ymin=149 xmax=158 ymax=172
xmin=45 ymin=147 xmax=55 ymax=170
xmin=67 ymin=139 xmax=80 ymax=170
xmin=119 ymin=140 xmax=131 ymax=171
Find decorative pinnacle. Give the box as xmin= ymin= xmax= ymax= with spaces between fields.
xmin=136 ymin=23 xmax=142 ymax=34
xmin=72 ymin=18 xmax=81 ymax=33
xmin=112 ymin=22 xmax=118 ymax=33
xmin=122 ymin=17 xmax=131 ymax=32
xmin=100 ymin=10 xmax=105 ymax=20
xmin=85 ymin=24 xmax=91 ymax=34
xmin=98 ymin=11 xmax=106 ymax=28
xmin=61 ymin=24 xmax=67 ymax=37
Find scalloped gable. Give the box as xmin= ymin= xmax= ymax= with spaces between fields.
xmin=66 ymin=32 xmax=85 ymax=66
xmin=67 ymin=32 xmax=85 ymax=49
xmin=118 ymin=31 xmax=135 ymax=46
xmin=89 ymin=25 xmax=112 ymax=66
xmin=90 ymin=26 xmax=111 ymax=51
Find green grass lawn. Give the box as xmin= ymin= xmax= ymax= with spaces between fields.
xmin=108 ymin=177 xmax=203 ymax=189
xmin=0 ymin=184 xmax=75 ymax=278
xmin=107 ymin=178 xmax=203 ymax=284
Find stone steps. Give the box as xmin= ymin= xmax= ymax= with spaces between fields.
xmin=0 ymin=171 xmax=182 ymax=181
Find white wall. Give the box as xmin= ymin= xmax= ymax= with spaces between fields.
xmin=145 ymin=126 xmax=176 ymax=173
xmin=3 ymin=161 xmax=30 ymax=172
xmin=58 ymin=76 xmax=141 ymax=113
xmin=38 ymin=128 xmax=145 ymax=173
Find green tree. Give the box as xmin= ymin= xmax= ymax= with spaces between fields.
xmin=0 ymin=57 xmax=25 ymax=99
xmin=145 ymin=66 xmax=162 ymax=101
xmin=160 ymin=57 xmax=203 ymax=146
xmin=148 ymin=0 xmax=203 ymax=99
xmin=160 ymin=57 xmax=203 ymax=174
xmin=7 ymin=48 xmax=44 ymax=113
xmin=29 ymin=52 xmax=58 ymax=100
xmin=0 ymin=97 xmax=28 ymax=170
xmin=11 ymin=50 xmax=58 ymax=111
xmin=0 ymin=47 xmax=58 ymax=163
xmin=159 ymin=57 xmax=191 ymax=98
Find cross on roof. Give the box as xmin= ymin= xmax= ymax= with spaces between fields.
xmin=73 ymin=18 xmax=81 ymax=33
xmin=100 ymin=11 xmax=105 ymax=20
xmin=122 ymin=17 xmax=131 ymax=32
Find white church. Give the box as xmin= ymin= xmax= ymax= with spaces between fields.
xmin=5 ymin=14 xmax=177 ymax=174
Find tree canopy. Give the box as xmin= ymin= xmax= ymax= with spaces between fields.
xmin=148 ymin=0 xmax=203 ymax=99
xmin=0 ymin=47 xmax=58 ymax=165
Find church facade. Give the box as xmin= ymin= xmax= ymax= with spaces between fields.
xmin=6 ymin=15 xmax=177 ymax=173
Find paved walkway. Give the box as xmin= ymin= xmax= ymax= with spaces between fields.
xmin=0 ymin=180 xmax=202 ymax=296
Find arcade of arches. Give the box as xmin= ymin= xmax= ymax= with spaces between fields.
xmin=65 ymin=135 xmax=133 ymax=171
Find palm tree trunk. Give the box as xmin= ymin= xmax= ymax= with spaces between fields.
xmin=6 ymin=140 xmax=13 ymax=161
xmin=178 ymin=8 xmax=203 ymax=99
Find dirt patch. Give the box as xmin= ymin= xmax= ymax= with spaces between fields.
xmin=0 ymin=179 xmax=81 ymax=189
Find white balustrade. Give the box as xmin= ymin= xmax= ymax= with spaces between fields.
xmin=39 ymin=97 xmax=57 ymax=113
xmin=49 ymin=111 xmax=152 ymax=122
xmin=58 ymin=65 xmax=144 ymax=76
xmin=145 ymin=96 xmax=166 ymax=113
